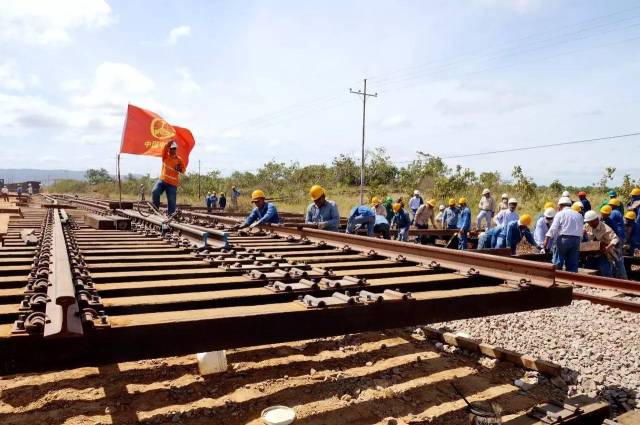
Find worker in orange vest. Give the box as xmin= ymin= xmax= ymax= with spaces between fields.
xmin=151 ymin=141 xmax=184 ymax=215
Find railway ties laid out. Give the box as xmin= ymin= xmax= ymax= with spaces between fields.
xmin=0 ymin=194 xmax=577 ymax=374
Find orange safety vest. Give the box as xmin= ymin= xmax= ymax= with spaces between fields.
xmin=160 ymin=154 xmax=184 ymax=187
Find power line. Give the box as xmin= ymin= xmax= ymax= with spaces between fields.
xmin=436 ymin=132 xmax=640 ymax=160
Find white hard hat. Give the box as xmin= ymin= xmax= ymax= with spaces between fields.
xmin=501 ymin=193 xmax=508 ymax=199
xmin=482 ymin=188 xmax=490 ymax=195
xmin=543 ymin=207 xmax=556 ymax=218
xmin=439 ymin=204 xmax=445 ymax=211
xmin=558 ymin=196 xmax=572 ymax=206
xmin=508 ymin=197 xmax=518 ymax=204
xmin=169 ymin=141 xmax=178 ymax=148
xmin=562 ymin=190 xmax=570 ymax=197
xmin=584 ymin=210 xmax=599 ymax=222
xmin=413 ymin=190 xmax=420 ymax=195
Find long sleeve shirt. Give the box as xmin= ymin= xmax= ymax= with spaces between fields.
xmin=243 ymin=203 xmax=279 ymax=226
xmin=457 ymin=206 xmax=471 ymax=232
xmin=414 ymin=204 xmax=436 ymax=227
xmin=306 ymin=200 xmax=340 ymax=231
xmin=606 ymin=210 xmax=626 ymax=241
xmin=499 ymin=220 xmax=538 ymax=254
xmin=533 ymin=216 xmax=550 ymax=247
xmin=478 ymin=196 xmax=496 ymax=212
xmin=579 ymin=198 xmax=592 ymax=212
xmin=408 ymin=196 xmax=422 ymax=211
xmin=625 ymin=222 xmax=640 ymax=250
xmin=160 ymin=142 xmax=185 ymax=187
xmin=442 ymin=207 xmax=459 ymax=229
xmin=545 ymin=207 xmax=584 ymax=239
xmin=349 ymin=205 xmax=375 ymax=220
xmin=584 ymin=221 xmax=620 ymax=261
xmin=494 ymin=209 xmax=519 ymax=227
xmin=373 ymin=204 xmax=387 ymax=217
xmin=391 ymin=209 xmax=411 ymax=229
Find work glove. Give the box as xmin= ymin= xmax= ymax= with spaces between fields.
xmin=538 ymin=247 xmax=545 ymax=254
xmin=249 ymin=221 xmax=260 ymax=229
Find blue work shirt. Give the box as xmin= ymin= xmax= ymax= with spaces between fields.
xmin=457 ymin=206 xmax=471 ymax=232
xmin=348 ymin=205 xmax=375 ymax=220
xmin=499 ymin=220 xmax=538 ymax=254
xmin=628 ymin=195 xmax=640 ymax=224
xmin=626 ymin=221 xmax=640 ymax=250
xmin=391 ymin=209 xmax=411 ymax=229
xmin=442 ymin=207 xmax=459 ymax=229
xmin=306 ymin=200 xmax=340 ymax=231
xmin=605 ymin=210 xmax=626 ymax=241
xmin=210 ymin=195 xmax=218 ymax=204
xmin=243 ymin=203 xmax=279 ymax=226
xmin=374 ymin=215 xmax=389 ymax=226
xmin=580 ymin=198 xmax=591 ymax=212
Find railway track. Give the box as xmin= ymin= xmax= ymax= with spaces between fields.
xmin=2 ymin=193 xmax=634 ymax=375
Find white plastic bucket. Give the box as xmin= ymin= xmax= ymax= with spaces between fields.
xmin=196 ymin=350 xmax=228 ymax=375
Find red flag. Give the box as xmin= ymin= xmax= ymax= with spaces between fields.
xmin=120 ymin=104 xmax=195 ymax=168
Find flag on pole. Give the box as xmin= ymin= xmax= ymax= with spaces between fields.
xmin=120 ymin=104 xmax=196 ymax=168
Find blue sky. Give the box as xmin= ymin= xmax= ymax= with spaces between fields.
xmin=1 ymin=0 xmax=639 ymax=185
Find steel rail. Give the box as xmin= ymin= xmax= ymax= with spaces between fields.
xmin=43 ymin=208 xmax=83 ymax=338
xmin=557 ymin=270 xmax=640 ymax=296
xmin=573 ymin=292 xmax=640 ymax=313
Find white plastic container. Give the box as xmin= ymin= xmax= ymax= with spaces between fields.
xmin=196 ymin=350 xmax=228 ymax=375
xmin=261 ymin=406 xmax=296 ymax=425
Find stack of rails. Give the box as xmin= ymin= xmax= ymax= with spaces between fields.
xmin=0 ymin=194 xmax=573 ymax=374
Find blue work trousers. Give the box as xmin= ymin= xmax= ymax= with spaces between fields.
xmin=612 ymin=244 xmax=628 ymax=279
xmin=585 ymin=255 xmax=612 ymax=278
xmin=458 ymin=231 xmax=468 ymax=250
xmin=347 ymin=215 xmax=375 ymax=236
xmin=554 ymin=235 xmax=580 ymax=272
xmin=152 ymin=180 xmax=177 ymax=215
xmin=397 ymin=227 xmax=410 ymax=242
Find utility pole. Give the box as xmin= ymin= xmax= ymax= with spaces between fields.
xmin=350 ymin=78 xmax=378 ymax=205
xmin=197 ymin=160 xmax=201 ymax=199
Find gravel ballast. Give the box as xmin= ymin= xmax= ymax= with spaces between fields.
xmin=432 ymin=299 xmax=640 ymax=413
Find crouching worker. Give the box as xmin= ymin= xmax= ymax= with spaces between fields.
xmin=583 ymin=210 xmax=619 ymax=277
xmin=346 ymin=205 xmax=375 ymax=236
xmin=497 ymin=214 xmax=542 ymax=255
xmin=391 ymin=202 xmax=411 ymax=241
xmin=373 ymin=215 xmax=391 ymax=239
xmin=477 ymin=227 xmax=501 ymax=249
xmin=239 ymin=190 xmax=279 ymax=229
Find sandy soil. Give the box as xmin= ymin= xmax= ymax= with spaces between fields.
xmin=0 ymin=329 xmax=562 ymax=425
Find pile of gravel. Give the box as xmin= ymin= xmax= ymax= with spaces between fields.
xmin=432 ymin=300 xmax=640 ymax=413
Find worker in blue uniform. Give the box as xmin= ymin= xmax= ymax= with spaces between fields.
xmin=457 ymin=197 xmax=471 ymax=250
xmin=239 ymin=190 xmax=279 ymax=228
xmin=346 ymin=205 xmax=375 ymax=236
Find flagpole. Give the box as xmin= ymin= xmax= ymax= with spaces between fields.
xmin=117 ymin=154 xmax=122 ymax=207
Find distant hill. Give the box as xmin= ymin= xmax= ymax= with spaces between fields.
xmin=0 ymin=169 xmax=89 ymax=185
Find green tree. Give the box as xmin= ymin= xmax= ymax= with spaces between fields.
xmin=511 ymin=165 xmax=537 ymax=201
xmin=332 ymin=154 xmax=359 ymax=186
xmin=85 ymin=168 xmax=113 ymax=185
xmin=366 ymin=148 xmax=398 ymax=188
xmin=478 ymin=171 xmax=501 ymax=190
xmin=549 ymin=179 xmax=563 ymax=194
xmin=597 ymin=166 xmax=616 ymax=190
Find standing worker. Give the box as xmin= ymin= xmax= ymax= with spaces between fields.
xmin=544 ymin=196 xmax=583 ymax=272
xmin=391 ymin=202 xmax=411 ymax=242
xmin=624 ymin=211 xmax=640 ymax=255
xmin=534 ymin=207 xmax=556 ymax=249
xmin=494 ymin=198 xmax=519 ymax=227
xmin=600 ymin=204 xmax=627 ymax=279
xmin=408 ymin=190 xmax=423 ymax=219
xmin=577 ymin=191 xmax=591 ymax=212
xmin=219 ymin=192 xmax=227 ymax=211
xmin=0 ymin=186 xmax=8 ymax=202
xmin=210 ymin=192 xmax=218 ymax=209
xmin=346 ymin=205 xmax=376 ymax=236
xmin=477 ymin=189 xmax=495 ymax=230
xmin=414 ymin=198 xmax=437 ymax=229
xmin=442 ymin=199 xmax=459 ymax=229
xmin=306 ymin=185 xmax=340 ymax=231
xmin=139 ymin=184 xmax=146 ymax=201
xmin=205 ymin=192 xmax=212 ymax=213
xmin=151 ymin=141 xmax=184 ymax=216
xmin=27 ymin=183 xmax=33 ymax=196
xmin=457 ymin=198 xmax=471 ymax=250
xmin=231 ymin=186 xmax=240 ymax=209
xmin=16 ymin=184 xmax=22 ymax=202
xmin=239 ymin=190 xmax=279 ymax=229
xmin=583 ymin=210 xmax=619 ymax=277
xmin=499 ymin=193 xmax=509 ymax=210
xmin=435 ymin=204 xmax=445 ymax=228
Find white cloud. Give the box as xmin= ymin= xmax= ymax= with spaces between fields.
xmin=0 ymin=60 xmax=39 ymax=91
xmin=177 ymin=67 xmax=201 ymax=94
xmin=72 ymin=62 xmax=156 ymax=110
xmin=380 ymin=114 xmax=411 ymax=129
xmin=0 ymin=0 xmax=113 ymax=45
xmin=472 ymin=0 xmax=541 ymax=14
xmin=167 ymin=25 xmax=191 ymax=45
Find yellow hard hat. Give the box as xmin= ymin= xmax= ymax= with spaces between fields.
xmin=519 ymin=214 xmax=532 ymax=226
xmin=631 ymin=188 xmax=640 ymax=196
xmin=309 ymin=185 xmax=325 ymax=200
xmin=251 ymin=189 xmax=265 ymax=201
xmin=625 ymin=211 xmax=637 ymax=220
xmin=608 ymin=198 xmax=621 ymax=206
xmin=427 ymin=198 xmax=436 ymax=207
xmin=571 ymin=201 xmax=583 ymax=212
xmin=448 ymin=198 xmax=456 ymax=206
xmin=392 ymin=202 xmax=401 ymax=212
xmin=600 ymin=205 xmax=612 ymax=215
xmin=371 ymin=196 xmax=380 ymax=205
xmin=543 ymin=202 xmax=554 ymax=209
xmin=458 ymin=197 xmax=467 ymax=205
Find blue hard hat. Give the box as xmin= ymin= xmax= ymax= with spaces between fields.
xmin=608 ymin=190 xmax=617 ymax=197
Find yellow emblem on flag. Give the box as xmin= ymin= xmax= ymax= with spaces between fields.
xmin=150 ymin=118 xmax=176 ymax=140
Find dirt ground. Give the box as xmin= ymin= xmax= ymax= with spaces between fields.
xmin=0 ymin=329 xmax=562 ymax=425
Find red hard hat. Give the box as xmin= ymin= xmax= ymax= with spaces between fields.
xmin=577 ymin=191 xmax=587 ymax=197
